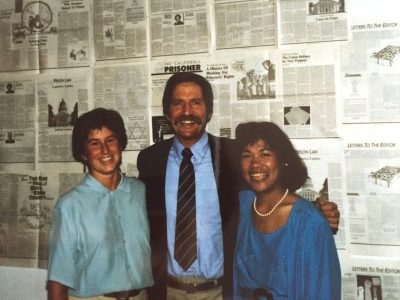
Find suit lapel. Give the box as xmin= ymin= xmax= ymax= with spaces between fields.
xmin=208 ymin=134 xmax=221 ymax=190
xmin=158 ymin=138 xmax=174 ymax=181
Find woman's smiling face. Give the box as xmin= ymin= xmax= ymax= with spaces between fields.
xmin=240 ymin=139 xmax=282 ymax=194
xmin=82 ymin=127 xmax=121 ymax=179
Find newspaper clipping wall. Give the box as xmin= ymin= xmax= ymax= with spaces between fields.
xmin=279 ymin=0 xmax=347 ymax=44
xmin=94 ymin=63 xmax=149 ymax=150
xmin=0 ymin=172 xmax=83 ymax=269
xmin=93 ymin=0 xmax=147 ymax=60
xmin=0 ymin=0 xmax=90 ymax=71
xmin=341 ymin=256 xmax=400 ymax=300
xmin=341 ymin=19 xmax=400 ymax=123
xmin=0 ymin=78 xmax=35 ymax=163
xmin=345 ymin=136 xmax=400 ymax=256
xmin=215 ymin=0 xmax=276 ymax=49
xmin=150 ymin=7 xmax=209 ymax=56
xmin=275 ymin=46 xmax=339 ymax=138
xmin=150 ymin=48 xmax=338 ymax=140
xmin=293 ymin=138 xmax=346 ymax=249
xmin=149 ymin=0 xmax=207 ymax=14
xmin=38 ymin=72 xmax=89 ymax=162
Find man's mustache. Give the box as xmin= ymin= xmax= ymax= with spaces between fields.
xmin=173 ymin=115 xmax=202 ymax=125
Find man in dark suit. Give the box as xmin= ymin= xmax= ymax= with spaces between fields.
xmin=137 ymin=72 xmax=340 ymax=300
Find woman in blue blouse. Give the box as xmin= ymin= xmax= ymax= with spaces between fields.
xmin=47 ymin=108 xmax=153 ymax=300
xmin=233 ymin=122 xmax=341 ymax=300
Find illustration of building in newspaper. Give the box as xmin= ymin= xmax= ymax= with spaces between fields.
xmin=371 ymin=46 xmax=400 ymax=67
xmin=308 ymin=0 xmax=345 ymax=15
xmin=368 ymin=166 xmax=400 ymax=188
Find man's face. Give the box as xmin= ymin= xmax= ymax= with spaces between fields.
xmin=168 ymin=82 xmax=208 ymax=147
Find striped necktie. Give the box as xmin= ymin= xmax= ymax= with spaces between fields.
xmin=174 ymin=148 xmax=197 ymax=270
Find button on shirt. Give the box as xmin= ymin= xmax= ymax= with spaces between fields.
xmin=47 ymin=174 xmax=153 ymax=297
xmin=166 ymin=133 xmax=224 ymax=279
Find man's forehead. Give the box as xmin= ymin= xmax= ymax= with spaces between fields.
xmin=172 ymin=82 xmax=205 ymax=98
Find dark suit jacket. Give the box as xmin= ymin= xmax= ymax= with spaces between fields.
xmin=137 ymin=133 xmax=240 ymax=300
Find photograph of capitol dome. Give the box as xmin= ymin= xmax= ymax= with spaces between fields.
xmin=298 ymin=177 xmax=329 ymax=202
xmin=48 ymin=98 xmax=78 ymax=127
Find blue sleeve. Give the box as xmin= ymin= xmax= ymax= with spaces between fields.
xmin=47 ymin=205 xmax=78 ymax=289
xmin=233 ymin=190 xmax=255 ymax=300
xmin=302 ymin=220 xmax=341 ymax=300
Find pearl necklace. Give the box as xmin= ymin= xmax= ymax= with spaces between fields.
xmin=253 ymin=189 xmax=289 ymax=217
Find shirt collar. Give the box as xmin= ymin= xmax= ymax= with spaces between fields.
xmin=83 ymin=172 xmax=128 ymax=192
xmin=172 ymin=132 xmax=209 ymax=163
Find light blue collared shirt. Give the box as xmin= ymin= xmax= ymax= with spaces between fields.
xmin=47 ymin=174 xmax=153 ymax=297
xmin=166 ymin=133 xmax=224 ymax=279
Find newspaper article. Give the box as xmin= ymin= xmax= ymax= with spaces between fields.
xmin=0 ymin=0 xmax=90 ymax=71
xmin=279 ymin=0 xmax=347 ymax=44
xmin=215 ymin=0 xmax=276 ymax=49
xmin=0 ymin=79 xmax=35 ymax=163
xmin=149 ymin=0 xmax=207 ymax=14
xmin=0 ymin=172 xmax=83 ymax=269
xmin=93 ymin=0 xmax=147 ymax=60
xmin=341 ymin=256 xmax=400 ymax=300
xmin=94 ymin=63 xmax=149 ymax=150
xmin=38 ymin=72 xmax=89 ymax=162
xmin=206 ymin=52 xmax=278 ymax=136
xmin=150 ymin=9 xmax=209 ymax=56
xmin=341 ymin=19 xmax=400 ymax=123
xmin=271 ymin=47 xmax=338 ymax=138
xmin=345 ymin=136 xmax=400 ymax=253
xmin=150 ymin=52 xmax=278 ymax=139
xmin=292 ymin=138 xmax=346 ymax=249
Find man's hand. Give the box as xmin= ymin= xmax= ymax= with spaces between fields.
xmin=315 ymin=197 xmax=340 ymax=234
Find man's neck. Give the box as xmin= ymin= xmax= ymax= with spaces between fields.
xmin=176 ymin=132 xmax=207 ymax=148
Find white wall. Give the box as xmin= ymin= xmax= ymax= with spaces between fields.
xmin=0 ymin=267 xmax=47 ymax=299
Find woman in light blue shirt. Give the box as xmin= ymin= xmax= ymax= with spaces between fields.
xmin=47 ymin=108 xmax=153 ymax=300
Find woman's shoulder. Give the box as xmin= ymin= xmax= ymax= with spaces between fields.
xmin=238 ymin=189 xmax=255 ymax=210
xmin=239 ymin=189 xmax=255 ymax=201
xmin=55 ymin=175 xmax=104 ymax=209
xmin=124 ymin=175 xmax=145 ymax=189
xmin=290 ymin=197 xmax=330 ymax=228
xmin=54 ymin=184 xmax=86 ymax=212
xmin=125 ymin=176 xmax=145 ymax=196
